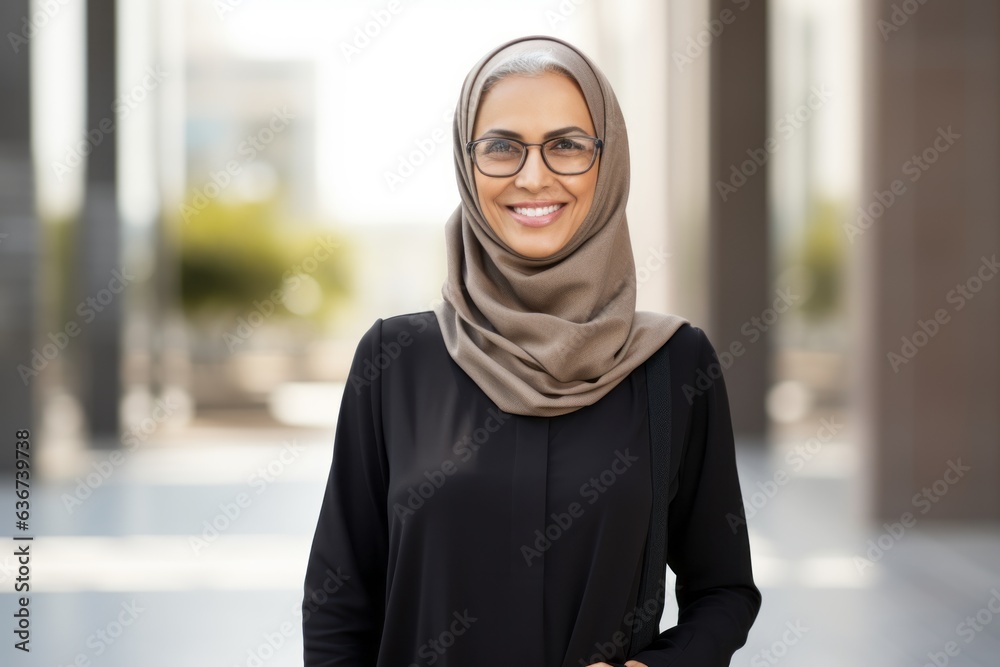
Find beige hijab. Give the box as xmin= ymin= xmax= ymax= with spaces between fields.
xmin=432 ymin=35 xmax=689 ymax=417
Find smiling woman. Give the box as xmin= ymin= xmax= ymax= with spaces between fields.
xmin=470 ymin=70 xmax=601 ymax=259
xmin=302 ymin=35 xmax=761 ymax=667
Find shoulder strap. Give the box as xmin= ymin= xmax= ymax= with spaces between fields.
xmin=629 ymin=343 xmax=672 ymax=654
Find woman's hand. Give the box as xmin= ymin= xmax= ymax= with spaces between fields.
xmin=586 ymin=662 xmax=648 ymax=667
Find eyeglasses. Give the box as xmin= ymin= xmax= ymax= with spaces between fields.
xmin=466 ymin=135 xmax=603 ymax=177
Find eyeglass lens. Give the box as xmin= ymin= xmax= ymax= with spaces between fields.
xmin=471 ymin=137 xmax=599 ymax=176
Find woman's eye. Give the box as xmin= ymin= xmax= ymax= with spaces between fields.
xmin=482 ymin=139 xmax=516 ymax=155
xmin=550 ymin=138 xmax=585 ymax=152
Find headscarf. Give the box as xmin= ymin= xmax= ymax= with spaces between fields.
xmin=432 ymin=35 xmax=689 ymax=417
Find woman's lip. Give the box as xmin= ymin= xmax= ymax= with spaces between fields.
xmin=508 ymin=200 xmax=564 ymax=208
xmin=505 ymin=203 xmax=567 ymax=227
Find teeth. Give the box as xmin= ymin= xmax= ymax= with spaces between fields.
xmin=512 ymin=204 xmax=562 ymax=217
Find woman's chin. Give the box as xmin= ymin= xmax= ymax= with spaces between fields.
xmin=507 ymin=234 xmax=567 ymax=259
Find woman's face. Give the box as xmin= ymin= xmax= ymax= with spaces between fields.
xmin=471 ymin=72 xmax=600 ymax=259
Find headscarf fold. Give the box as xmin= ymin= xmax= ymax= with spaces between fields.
xmin=432 ymin=35 xmax=689 ymax=417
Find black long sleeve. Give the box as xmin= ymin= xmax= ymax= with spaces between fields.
xmin=302 ymin=318 xmax=388 ymax=665
xmin=630 ymin=327 xmax=762 ymax=667
xmin=300 ymin=314 xmax=761 ymax=666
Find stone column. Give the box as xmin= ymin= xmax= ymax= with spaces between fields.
xmin=0 ymin=0 xmax=38 ymax=470
xmin=858 ymin=0 xmax=1000 ymax=520
xmin=706 ymin=0 xmax=771 ymax=443
xmin=77 ymin=0 xmax=123 ymax=445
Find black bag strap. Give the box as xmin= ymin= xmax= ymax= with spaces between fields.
xmin=629 ymin=343 xmax=672 ymax=655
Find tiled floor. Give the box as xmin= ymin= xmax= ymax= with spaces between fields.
xmin=2 ymin=420 xmax=998 ymax=666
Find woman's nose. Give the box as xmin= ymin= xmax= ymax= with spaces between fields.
xmin=514 ymin=146 xmax=553 ymax=191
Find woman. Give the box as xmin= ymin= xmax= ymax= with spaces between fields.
xmin=302 ymin=35 xmax=761 ymax=667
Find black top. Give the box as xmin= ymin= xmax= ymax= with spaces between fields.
xmin=302 ymin=311 xmax=761 ymax=667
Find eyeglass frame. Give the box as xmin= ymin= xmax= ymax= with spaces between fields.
xmin=465 ymin=134 xmax=604 ymax=177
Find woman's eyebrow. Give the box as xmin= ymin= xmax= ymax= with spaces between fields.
xmin=478 ymin=126 xmax=591 ymax=140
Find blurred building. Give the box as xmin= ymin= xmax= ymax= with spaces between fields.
xmin=2 ymin=0 xmax=998 ymax=521
xmin=2 ymin=1 xmax=1000 ymax=665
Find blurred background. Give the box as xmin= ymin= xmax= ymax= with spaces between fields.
xmin=1 ymin=0 xmax=998 ymax=665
